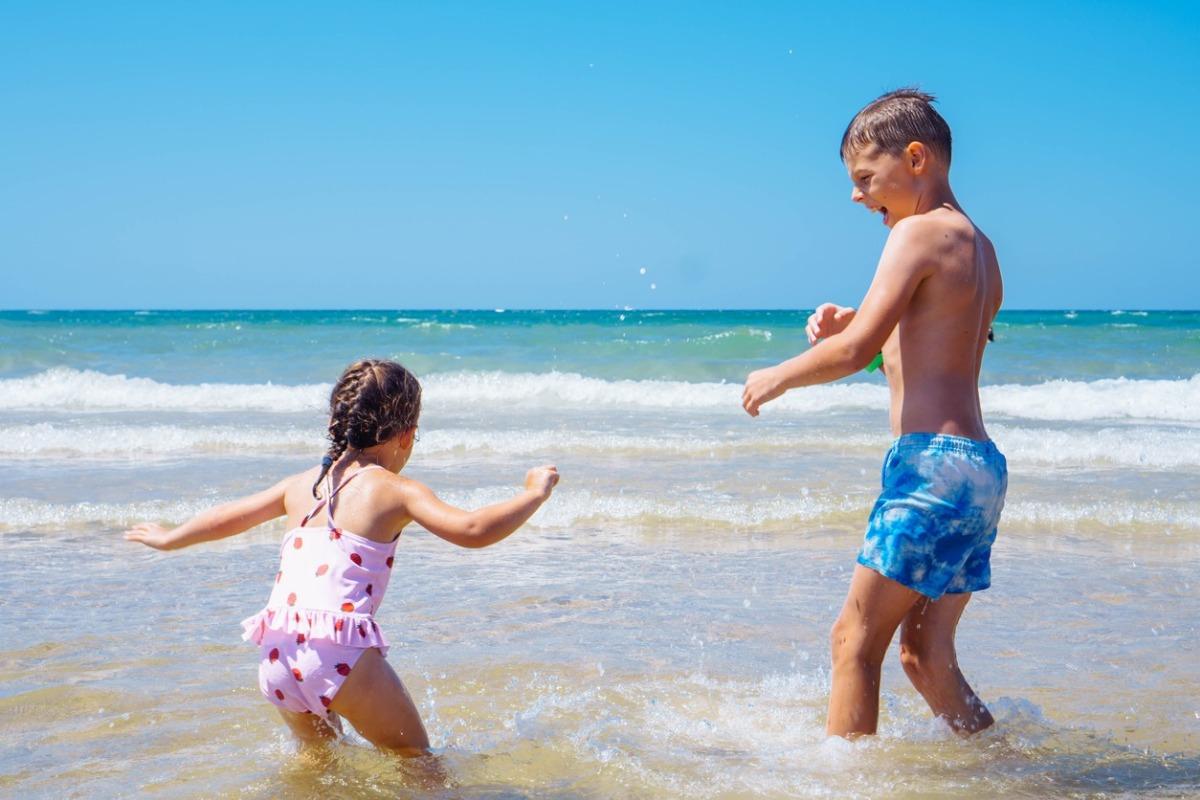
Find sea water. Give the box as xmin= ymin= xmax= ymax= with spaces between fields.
xmin=1 ymin=309 xmax=1197 ymax=798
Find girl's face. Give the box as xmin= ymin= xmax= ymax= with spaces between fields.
xmin=383 ymin=427 xmax=418 ymax=472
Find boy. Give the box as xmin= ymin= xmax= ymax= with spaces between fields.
xmin=741 ymin=89 xmax=1006 ymax=738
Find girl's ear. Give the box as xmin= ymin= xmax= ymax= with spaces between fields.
xmin=398 ymin=428 xmax=417 ymax=450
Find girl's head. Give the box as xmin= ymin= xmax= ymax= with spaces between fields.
xmin=313 ymin=359 xmax=422 ymax=496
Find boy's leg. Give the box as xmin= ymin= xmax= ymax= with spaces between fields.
xmin=826 ymin=564 xmax=923 ymax=737
xmin=898 ymin=593 xmax=994 ymax=734
xmin=329 ymin=647 xmax=432 ymax=756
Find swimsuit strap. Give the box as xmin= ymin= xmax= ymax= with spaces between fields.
xmin=300 ymin=464 xmax=385 ymax=528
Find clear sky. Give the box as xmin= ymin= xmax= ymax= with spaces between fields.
xmin=2 ymin=1 xmax=1197 ymax=310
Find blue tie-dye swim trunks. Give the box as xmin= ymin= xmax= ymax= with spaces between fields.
xmin=858 ymin=433 xmax=1007 ymax=600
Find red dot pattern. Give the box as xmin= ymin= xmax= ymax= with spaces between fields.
xmin=349 ymin=553 xmax=362 ymax=566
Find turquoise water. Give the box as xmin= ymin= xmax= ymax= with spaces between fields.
xmin=1 ymin=309 xmax=1198 ymax=798
xmin=3 ymin=309 xmax=1198 ymax=384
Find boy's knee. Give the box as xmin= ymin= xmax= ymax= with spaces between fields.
xmin=897 ymin=641 xmax=923 ymax=674
xmin=898 ymin=638 xmax=952 ymax=684
xmin=829 ymin=617 xmax=884 ymax=672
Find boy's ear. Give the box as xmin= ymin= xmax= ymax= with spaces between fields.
xmin=906 ymin=141 xmax=928 ymax=174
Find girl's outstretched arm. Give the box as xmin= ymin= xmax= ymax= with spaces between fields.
xmin=124 ymin=475 xmax=294 ymax=551
xmin=401 ymin=465 xmax=558 ymax=549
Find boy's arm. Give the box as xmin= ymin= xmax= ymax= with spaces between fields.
xmin=400 ymin=466 xmax=558 ymax=549
xmin=124 ymin=475 xmax=294 ymax=551
xmin=742 ymin=220 xmax=934 ymax=416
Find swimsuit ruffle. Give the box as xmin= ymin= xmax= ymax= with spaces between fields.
xmin=240 ymin=606 xmax=390 ymax=657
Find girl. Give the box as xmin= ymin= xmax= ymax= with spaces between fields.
xmin=125 ymin=359 xmax=559 ymax=754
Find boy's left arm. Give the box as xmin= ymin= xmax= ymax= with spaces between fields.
xmin=742 ymin=220 xmax=934 ymax=416
xmin=124 ymin=476 xmax=293 ymax=550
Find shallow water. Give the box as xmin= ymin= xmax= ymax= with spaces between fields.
xmin=1 ymin=310 xmax=1198 ymax=798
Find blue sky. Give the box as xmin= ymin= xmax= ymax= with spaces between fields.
xmin=2 ymin=1 xmax=1197 ymax=309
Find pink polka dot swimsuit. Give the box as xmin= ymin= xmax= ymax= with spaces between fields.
xmin=240 ymin=466 xmax=399 ymax=717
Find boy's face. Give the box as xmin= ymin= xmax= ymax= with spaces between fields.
xmin=845 ymin=143 xmax=924 ymax=228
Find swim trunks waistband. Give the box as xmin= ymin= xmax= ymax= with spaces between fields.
xmin=891 ymin=433 xmax=998 ymax=457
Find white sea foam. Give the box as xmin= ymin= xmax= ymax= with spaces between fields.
xmin=430 ymin=487 xmax=870 ymax=532
xmin=1003 ymin=498 xmax=1200 ymax=532
xmin=2 ymin=368 xmax=1198 ymax=422
xmin=691 ymin=328 xmax=773 ymax=343
xmin=427 ymin=371 xmax=882 ymax=412
xmin=0 ymin=497 xmax=218 ymax=532
xmin=0 ymin=490 xmax=865 ymax=534
xmin=992 ymin=424 xmax=1200 ymax=469
xmin=3 ymin=487 xmax=1197 ymax=535
xmin=0 ymin=368 xmax=328 ymax=412
xmin=981 ymin=375 xmax=1200 ymax=422
xmin=4 ymin=420 xmax=1197 ymax=470
xmin=0 ymin=422 xmax=319 ymax=458
xmin=413 ymin=321 xmax=477 ymax=330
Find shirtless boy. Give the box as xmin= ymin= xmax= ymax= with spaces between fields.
xmin=741 ymin=89 xmax=1006 ymax=738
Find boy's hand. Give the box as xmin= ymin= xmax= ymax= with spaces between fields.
xmin=742 ymin=367 xmax=785 ymax=417
xmin=124 ymin=522 xmax=172 ymax=550
xmin=525 ymin=465 xmax=560 ymax=499
xmin=806 ymin=303 xmax=856 ymax=345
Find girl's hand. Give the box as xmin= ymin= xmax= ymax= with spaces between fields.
xmin=525 ymin=465 xmax=560 ymax=499
xmin=124 ymin=523 xmax=173 ymax=550
xmin=806 ymin=303 xmax=856 ymax=345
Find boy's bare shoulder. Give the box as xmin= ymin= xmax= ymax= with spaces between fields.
xmin=889 ymin=209 xmax=975 ymax=256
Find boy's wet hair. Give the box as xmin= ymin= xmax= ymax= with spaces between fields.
xmin=313 ymin=359 xmax=422 ymax=497
xmin=840 ymin=88 xmax=952 ymax=165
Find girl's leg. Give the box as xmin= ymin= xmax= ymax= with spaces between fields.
xmin=277 ymin=708 xmax=342 ymax=744
xmin=329 ymin=648 xmax=431 ymax=756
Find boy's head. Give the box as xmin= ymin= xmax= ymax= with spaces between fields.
xmin=840 ymin=89 xmax=953 ymax=228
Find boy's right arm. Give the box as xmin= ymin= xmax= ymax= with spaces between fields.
xmin=400 ymin=466 xmax=559 ymax=549
xmin=741 ymin=218 xmax=934 ymax=416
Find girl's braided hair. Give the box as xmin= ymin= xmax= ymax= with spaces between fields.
xmin=312 ymin=359 xmax=422 ymax=497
